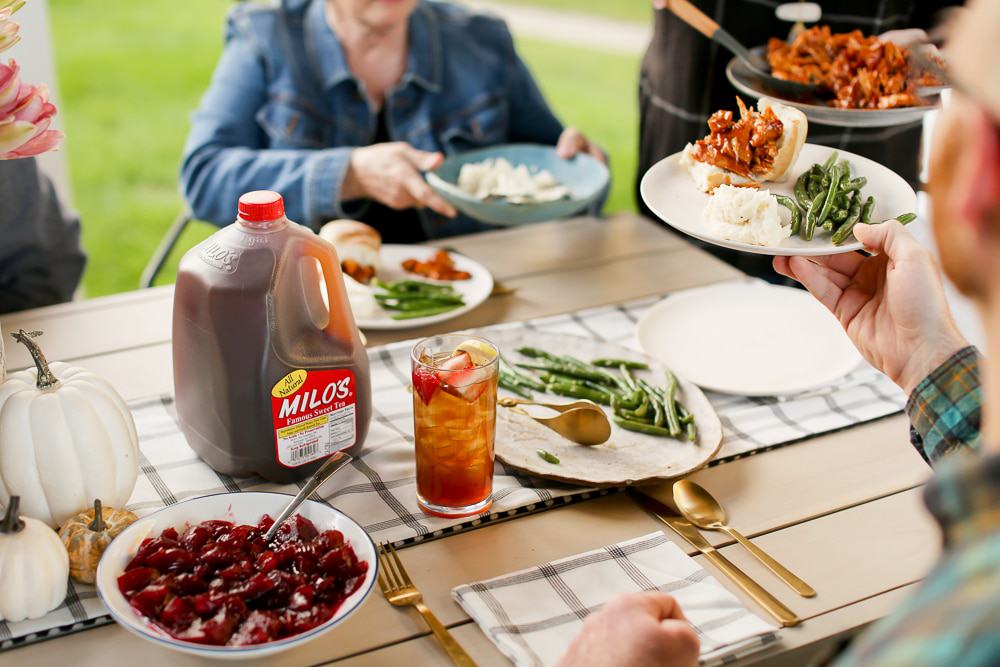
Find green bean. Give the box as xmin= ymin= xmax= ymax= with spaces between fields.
xmin=638 ymin=380 xmax=666 ymax=428
xmin=537 ymin=449 xmax=560 ymax=465
xmin=617 ymin=389 xmax=643 ymax=410
xmin=375 ymin=279 xmax=456 ymax=295
xmin=499 ymin=356 xmax=545 ymax=388
xmin=803 ymin=191 xmax=826 ymax=241
xmin=379 ymin=298 xmax=464 ymax=312
xmin=821 ymin=151 xmax=839 ymax=173
xmin=613 ymin=416 xmax=679 ymax=438
xmin=374 ymin=291 xmax=463 ymax=303
xmin=664 ymin=371 xmax=683 ymax=437
xmin=619 ymin=364 xmax=639 ymax=392
xmin=841 ymin=176 xmax=867 ymax=192
xmin=541 ymin=373 xmax=616 ymax=396
xmin=807 ymin=172 xmax=823 ymax=198
xmin=390 ymin=305 xmax=462 ymax=320
xmin=677 ymin=404 xmax=698 ymax=441
xmin=516 ymin=361 xmax=610 ymax=383
xmin=618 ymin=406 xmax=654 ymax=422
xmin=517 ymin=348 xmax=591 ymax=373
xmin=860 ymin=196 xmax=875 ymax=224
xmin=545 ymin=382 xmax=611 ymax=405
xmin=816 ymin=161 xmax=845 ymax=229
xmin=774 ymin=195 xmax=802 ymax=237
xmin=794 ymin=172 xmax=812 ymax=209
xmin=499 ymin=375 xmax=532 ymax=398
xmin=831 ymin=191 xmax=864 ymax=246
xmin=685 ymin=421 xmax=698 ymax=442
xmin=831 ymin=208 xmax=849 ymax=222
xmin=894 ymin=212 xmax=917 ymax=225
xmin=592 ymin=358 xmax=649 ymax=370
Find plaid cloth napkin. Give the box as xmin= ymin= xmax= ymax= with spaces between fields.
xmin=453 ymin=532 xmax=778 ymax=667
xmin=1 ymin=283 xmax=904 ymax=649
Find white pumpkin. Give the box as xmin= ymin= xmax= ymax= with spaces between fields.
xmin=0 ymin=496 xmax=69 ymax=622
xmin=0 ymin=330 xmax=139 ymax=527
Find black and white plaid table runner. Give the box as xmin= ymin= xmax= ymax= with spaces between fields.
xmin=1 ymin=284 xmax=905 ymax=649
xmin=453 ymin=532 xmax=778 ymax=667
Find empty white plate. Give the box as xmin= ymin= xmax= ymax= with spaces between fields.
xmin=636 ymin=282 xmax=862 ymax=396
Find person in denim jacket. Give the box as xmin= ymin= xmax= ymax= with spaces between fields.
xmin=180 ymin=0 xmax=605 ymax=242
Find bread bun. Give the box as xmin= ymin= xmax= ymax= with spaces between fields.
xmin=756 ymin=98 xmax=808 ymax=182
xmin=680 ymin=144 xmax=758 ymax=193
xmin=681 ymin=98 xmax=808 ymax=192
xmin=319 ymin=220 xmax=381 ymax=271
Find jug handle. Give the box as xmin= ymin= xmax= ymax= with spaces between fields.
xmin=301 ymin=236 xmax=358 ymax=345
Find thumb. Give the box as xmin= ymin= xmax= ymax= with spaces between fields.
xmin=853 ymin=220 xmax=917 ymax=260
xmin=404 ymin=146 xmax=444 ymax=171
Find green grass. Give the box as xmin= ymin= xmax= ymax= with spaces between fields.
xmin=49 ymin=1 xmax=638 ymax=296
xmin=516 ymin=37 xmax=638 ymax=215
xmin=499 ymin=0 xmax=652 ymax=23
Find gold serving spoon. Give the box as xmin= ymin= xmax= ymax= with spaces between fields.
xmin=499 ymin=397 xmax=611 ymax=446
xmin=673 ymin=479 xmax=817 ymax=598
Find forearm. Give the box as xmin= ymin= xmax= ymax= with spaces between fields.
xmin=905 ymin=346 xmax=982 ymax=464
xmin=181 ymin=144 xmax=355 ymax=229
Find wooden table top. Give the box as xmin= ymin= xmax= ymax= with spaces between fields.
xmin=0 ymin=215 xmax=937 ymax=667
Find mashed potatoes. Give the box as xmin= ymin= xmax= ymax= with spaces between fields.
xmin=457 ymin=157 xmax=569 ymax=204
xmin=703 ymin=185 xmax=791 ymax=247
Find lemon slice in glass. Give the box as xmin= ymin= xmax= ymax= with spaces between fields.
xmin=453 ymin=339 xmax=497 ymax=366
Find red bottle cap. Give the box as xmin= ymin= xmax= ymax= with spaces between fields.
xmin=238 ymin=191 xmax=285 ymax=222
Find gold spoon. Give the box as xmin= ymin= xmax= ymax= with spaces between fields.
xmin=498 ymin=397 xmax=601 ymax=413
xmin=499 ymin=398 xmax=611 ymax=446
xmin=673 ymin=479 xmax=817 ymax=598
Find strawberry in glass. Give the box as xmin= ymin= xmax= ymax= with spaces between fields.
xmin=411 ymin=335 xmax=498 ymax=517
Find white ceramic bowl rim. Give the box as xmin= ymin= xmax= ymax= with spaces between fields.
xmin=95 ymin=491 xmax=378 ymax=655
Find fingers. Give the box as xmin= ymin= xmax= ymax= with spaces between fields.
xmin=611 ymin=591 xmax=687 ymax=621
xmin=403 ymin=145 xmax=445 ymax=172
xmin=773 ymin=256 xmax=794 ymax=280
xmin=775 ymin=252 xmax=863 ymax=285
xmin=401 ymin=169 xmax=456 ymax=217
xmin=853 ymin=220 xmax=922 ymax=261
xmin=786 ymin=255 xmax=848 ymax=314
xmin=557 ymin=127 xmax=587 ymax=159
xmin=877 ymin=28 xmax=928 ymax=46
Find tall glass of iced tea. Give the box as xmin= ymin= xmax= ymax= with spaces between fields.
xmin=411 ymin=335 xmax=499 ymax=518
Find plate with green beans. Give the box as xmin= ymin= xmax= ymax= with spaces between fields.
xmin=641 ymin=143 xmax=917 ymax=256
xmin=352 ymin=245 xmax=494 ymax=330
xmin=483 ymin=330 xmax=723 ymax=486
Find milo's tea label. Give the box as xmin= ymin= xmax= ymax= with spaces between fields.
xmin=270 ymin=369 xmax=356 ymax=467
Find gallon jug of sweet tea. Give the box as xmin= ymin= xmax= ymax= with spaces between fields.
xmin=172 ymin=191 xmax=371 ymax=483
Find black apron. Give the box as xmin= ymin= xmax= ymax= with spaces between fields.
xmin=637 ymin=1 xmax=955 ymax=277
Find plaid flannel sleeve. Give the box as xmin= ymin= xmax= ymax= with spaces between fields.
xmin=905 ymin=346 xmax=982 ymax=464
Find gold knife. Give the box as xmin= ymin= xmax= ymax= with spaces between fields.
xmin=629 ymin=489 xmax=800 ymax=627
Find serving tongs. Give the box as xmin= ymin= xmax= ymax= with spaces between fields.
xmin=662 ymin=0 xmax=822 ymax=100
xmin=498 ymin=397 xmax=611 ymax=446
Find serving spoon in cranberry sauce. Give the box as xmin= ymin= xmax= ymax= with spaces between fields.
xmin=263 ymin=451 xmax=353 ymax=543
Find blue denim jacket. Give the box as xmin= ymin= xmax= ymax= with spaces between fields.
xmin=180 ymin=0 xmax=568 ymax=236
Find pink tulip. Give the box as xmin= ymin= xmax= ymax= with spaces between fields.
xmin=0 ymin=8 xmax=20 ymax=54
xmin=0 ymin=59 xmax=62 ymax=159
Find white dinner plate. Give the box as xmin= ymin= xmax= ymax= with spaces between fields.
xmin=354 ymin=244 xmax=494 ymax=331
xmin=484 ymin=330 xmax=722 ymax=486
xmin=640 ymin=143 xmax=918 ymax=256
xmin=636 ymin=283 xmax=862 ymax=396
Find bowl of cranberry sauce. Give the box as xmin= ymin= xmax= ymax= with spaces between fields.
xmin=95 ymin=492 xmax=377 ymax=659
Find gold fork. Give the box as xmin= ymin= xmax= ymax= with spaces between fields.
xmin=377 ymin=542 xmax=477 ymax=666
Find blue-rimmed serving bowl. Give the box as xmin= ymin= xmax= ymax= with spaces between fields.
xmin=95 ymin=492 xmax=377 ymax=660
xmin=426 ymin=143 xmax=609 ymax=225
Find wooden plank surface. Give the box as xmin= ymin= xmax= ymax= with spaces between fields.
xmin=326 ymin=583 xmax=924 ymax=667
xmin=0 ymin=216 xmax=725 ymax=367
xmin=0 ymin=215 xmax=940 ymax=667
xmin=326 ymin=489 xmax=937 ymax=667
